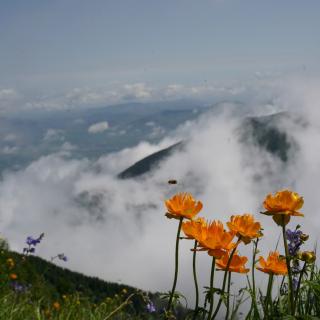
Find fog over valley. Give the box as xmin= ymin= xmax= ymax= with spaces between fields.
xmin=0 ymin=77 xmax=319 ymax=310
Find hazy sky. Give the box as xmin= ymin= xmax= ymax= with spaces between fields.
xmin=1 ymin=2 xmax=320 ymax=313
xmin=1 ymin=0 xmax=320 ymax=96
xmin=2 ymin=77 xmax=320 ymax=316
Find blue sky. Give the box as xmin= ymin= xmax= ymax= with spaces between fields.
xmin=0 ymin=0 xmax=320 ymax=106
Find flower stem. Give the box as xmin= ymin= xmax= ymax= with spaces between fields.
xmin=306 ymin=260 xmax=316 ymax=314
xmin=281 ymin=217 xmax=294 ymax=315
xmin=265 ymin=273 xmax=274 ymax=318
xmin=225 ymin=271 xmax=231 ymax=320
xmin=250 ymin=239 xmax=260 ymax=319
xmin=192 ymin=240 xmax=199 ymax=320
xmin=211 ymin=244 xmax=239 ymax=320
xmin=207 ymin=257 xmax=216 ymax=319
xmin=167 ymin=217 xmax=183 ymax=313
xmin=104 ymin=293 xmax=135 ymax=320
xmin=294 ymin=261 xmax=306 ymax=315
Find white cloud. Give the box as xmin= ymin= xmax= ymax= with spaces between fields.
xmin=0 ymin=78 xmax=274 ymax=113
xmin=88 ymin=121 xmax=109 ymax=134
xmin=43 ymin=129 xmax=65 ymax=141
xmin=0 ymin=88 xmax=18 ymax=100
xmin=0 ymin=88 xmax=21 ymax=113
xmin=3 ymin=134 xmax=18 ymax=142
xmin=60 ymin=142 xmax=77 ymax=152
xmin=122 ymin=83 xmax=153 ymax=100
xmin=0 ymin=76 xmax=319 ymax=316
xmin=1 ymin=146 xmax=19 ymax=154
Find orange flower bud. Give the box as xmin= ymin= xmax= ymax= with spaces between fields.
xmin=52 ymin=302 xmax=60 ymax=311
xmin=9 ymin=273 xmax=18 ymax=280
xmin=301 ymin=251 xmax=316 ymax=263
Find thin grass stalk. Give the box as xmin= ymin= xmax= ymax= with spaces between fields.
xmin=207 ymin=257 xmax=216 ymax=319
xmin=225 ymin=271 xmax=231 ymax=320
xmin=103 ymin=293 xmax=135 ymax=320
xmin=245 ymin=275 xmax=253 ymax=320
xmin=211 ymin=242 xmax=239 ymax=320
xmin=231 ymin=293 xmax=236 ymax=320
xmin=281 ymin=217 xmax=294 ymax=315
xmin=167 ymin=217 xmax=183 ymax=313
xmin=251 ymin=239 xmax=260 ymax=319
xmin=265 ymin=274 xmax=274 ymax=319
xmin=202 ymin=297 xmax=208 ymax=320
xmin=245 ymin=275 xmax=261 ymax=320
xmin=305 ymin=260 xmax=316 ymax=315
xmin=294 ymin=261 xmax=306 ymax=315
xmin=192 ymin=240 xmax=199 ymax=320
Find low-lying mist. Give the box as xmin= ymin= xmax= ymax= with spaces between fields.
xmin=0 ymin=76 xmax=320 ymax=313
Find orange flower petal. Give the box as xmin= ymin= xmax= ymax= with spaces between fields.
xmin=165 ymin=192 xmax=203 ymax=220
xmin=256 ymin=251 xmax=287 ymax=275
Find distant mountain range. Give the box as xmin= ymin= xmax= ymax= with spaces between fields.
xmin=118 ymin=142 xmax=183 ymax=179
xmin=118 ymin=112 xmax=296 ymax=179
xmin=0 ymin=99 xmax=299 ymax=178
xmin=0 ymin=99 xmax=209 ymax=173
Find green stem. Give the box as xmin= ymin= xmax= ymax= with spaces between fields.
xmin=306 ymin=260 xmax=315 ymax=314
xmin=225 ymin=271 xmax=232 ymax=320
xmin=167 ymin=217 xmax=183 ymax=313
xmin=211 ymin=244 xmax=239 ymax=320
xmin=281 ymin=218 xmax=294 ymax=315
xmin=265 ymin=274 xmax=274 ymax=319
xmin=104 ymin=293 xmax=135 ymax=320
xmin=251 ymin=239 xmax=260 ymax=319
xmin=192 ymin=240 xmax=199 ymax=320
xmin=294 ymin=261 xmax=306 ymax=315
xmin=245 ymin=275 xmax=253 ymax=320
xmin=207 ymin=257 xmax=216 ymax=319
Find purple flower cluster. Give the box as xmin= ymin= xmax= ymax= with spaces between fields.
xmin=57 ymin=253 xmax=68 ymax=262
xmin=11 ymin=281 xmax=31 ymax=293
xmin=286 ymin=229 xmax=303 ymax=256
xmin=23 ymin=233 xmax=44 ymax=255
xmin=51 ymin=253 xmax=68 ymax=263
xmin=146 ymin=301 xmax=156 ymax=313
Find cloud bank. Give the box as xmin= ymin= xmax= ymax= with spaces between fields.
xmin=0 ymin=76 xmax=319 ymax=316
xmin=0 ymin=81 xmax=248 ymax=113
xmin=88 ymin=121 xmax=109 ymax=134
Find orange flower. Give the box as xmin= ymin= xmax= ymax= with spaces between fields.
xmin=9 ymin=273 xmax=18 ymax=280
xmin=182 ymin=217 xmax=207 ymax=241
xmin=262 ymin=190 xmax=304 ymax=226
xmin=227 ymin=214 xmax=262 ymax=244
xmin=52 ymin=302 xmax=61 ymax=311
xmin=256 ymin=251 xmax=288 ymax=275
xmin=43 ymin=309 xmax=51 ymax=319
xmin=216 ymin=251 xmax=249 ymax=273
xmin=199 ymin=220 xmax=236 ymax=258
xmin=165 ymin=192 xmax=203 ymax=220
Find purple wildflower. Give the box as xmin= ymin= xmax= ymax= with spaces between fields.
xmin=23 ymin=233 xmax=44 ymax=255
xmin=57 ymin=254 xmax=68 ymax=262
xmin=26 ymin=237 xmax=39 ymax=246
xmin=286 ymin=229 xmax=303 ymax=256
xmin=26 ymin=233 xmax=44 ymax=246
xmin=11 ymin=281 xmax=30 ymax=293
xmin=51 ymin=253 xmax=68 ymax=263
xmin=292 ymin=260 xmax=301 ymax=274
xmin=292 ymin=277 xmax=299 ymax=292
xmin=146 ymin=302 xmax=156 ymax=313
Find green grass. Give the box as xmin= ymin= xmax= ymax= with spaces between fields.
xmin=0 ymin=249 xmax=164 ymax=320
